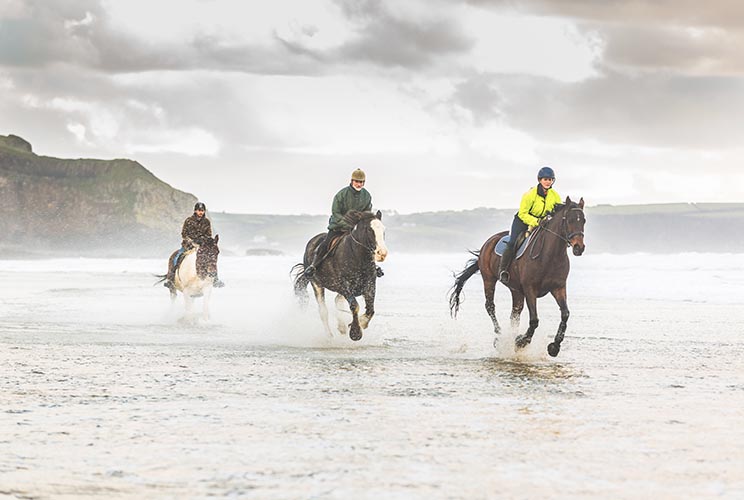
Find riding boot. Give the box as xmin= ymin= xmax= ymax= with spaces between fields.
xmin=305 ymin=234 xmax=332 ymax=277
xmin=499 ymin=245 xmax=515 ymax=284
xmin=376 ymin=266 xmax=384 ymax=278
xmin=213 ymin=275 xmax=225 ymax=288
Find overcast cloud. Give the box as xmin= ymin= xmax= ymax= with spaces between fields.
xmin=1 ymin=0 xmax=742 ymax=214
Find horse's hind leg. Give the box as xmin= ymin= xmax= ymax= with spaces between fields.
xmin=334 ymin=294 xmax=349 ymax=335
xmin=515 ymin=291 xmax=538 ymax=349
xmin=548 ymin=287 xmax=569 ymax=357
xmin=311 ymin=282 xmax=333 ymax=337
xmin=483 ymin=277 xmax=501 ymax=336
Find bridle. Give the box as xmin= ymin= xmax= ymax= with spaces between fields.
xmin=350 ymin=220 xmax=377 ymax=253
xmin=529 ymin=206 xmax=584 ymax=259
xmin=541 ymin=207 xmax=585 ymax=247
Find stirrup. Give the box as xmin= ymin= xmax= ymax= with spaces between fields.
xmin=499 ymin=270 xmax=510 ymax=284
xmin=376 ymin=266 xmax=384 ymax=278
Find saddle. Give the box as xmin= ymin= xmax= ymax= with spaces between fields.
xmin=172 ymin=248 xmax=194 ymax=273
xmin=494 ymin=230 xmax=535 ymax=260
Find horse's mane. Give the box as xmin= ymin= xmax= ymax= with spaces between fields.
xmin=340 ymin=210 xmax=376 ymax=229
xmin=540 ymin=200 xmax=582 ymax=225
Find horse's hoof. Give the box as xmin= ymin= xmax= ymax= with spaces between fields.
xmin=349 ymin=327 xmax=363 ymax=341
xmin=515 ymin=335 xmax=530 ymax=349
xmin=547 ymin=343 xmax=561 ymax=357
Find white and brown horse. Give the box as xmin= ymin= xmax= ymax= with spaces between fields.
xmin=159 ymin=235 xmax=220 ymax=320
xmin=292 ymin=211 xmax=388 ymax=341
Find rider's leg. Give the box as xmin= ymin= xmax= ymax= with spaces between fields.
xmin=499 ymin=215 xmax=527 ymax=284
xmin=305 ymin=230 xmax=337 ymax=277
xmin=164 ymin=249 xmax=182 ymax=290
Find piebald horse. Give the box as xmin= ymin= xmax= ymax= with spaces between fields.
xmin=160 ymin=235 xmax=220 ymax=320
xmin=449 ymin=198 xmax=586 ymax=357
xmin=292 ymin=211 xmax=388 ymax=341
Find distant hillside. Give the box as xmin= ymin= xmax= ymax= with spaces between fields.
xmin=0 ymin=134 xmax=196 ymax=257
xmin=213 ymin=202 xmax=744 ymax=256
xmin=3 ymin=134 xmax=741 ymax=257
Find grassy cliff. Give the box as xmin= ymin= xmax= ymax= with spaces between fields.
xmin=0 ymin=134 xmax=197 ymax=257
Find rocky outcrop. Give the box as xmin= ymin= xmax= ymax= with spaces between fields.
xmin=0 ymin=134 xmax=197 ymax=256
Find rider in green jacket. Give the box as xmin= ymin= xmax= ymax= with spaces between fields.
xmin=305 ymin=168 xmax=383 ymax=278
xmin=499 ymin=167 xmax=561 ymax=284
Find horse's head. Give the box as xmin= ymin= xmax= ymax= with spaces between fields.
xmin=563 ymin=197 xmax=586 ymax=256
xmin=196 ymin=234 xmax=220 ymax=279
xmin=348 ymin=210 xmax=388 ymax=262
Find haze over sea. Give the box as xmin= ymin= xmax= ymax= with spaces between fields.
xmin=1 ymin=252 xmax=742 ymax=498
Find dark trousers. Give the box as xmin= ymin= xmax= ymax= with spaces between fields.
xmin=507 ymin=215 xmax=529 ymax=249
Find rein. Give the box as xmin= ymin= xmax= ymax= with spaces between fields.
xmin=350 ymin=224 xmax=376 ymax=253
xmin=529 ymin=207 xmax=584 ymax=259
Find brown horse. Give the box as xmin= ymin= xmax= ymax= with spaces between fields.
xmin=449 ymin=197 xmax=586 ymax=357
xmin=292 ymin=211 xmax=388 ymax=341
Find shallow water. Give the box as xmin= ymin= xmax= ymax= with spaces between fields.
xmin=1 ymin=253 xmax=743 ymax=499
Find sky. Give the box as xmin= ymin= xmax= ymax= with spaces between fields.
xmin=1 ymin=0 xmax=742 ymax=214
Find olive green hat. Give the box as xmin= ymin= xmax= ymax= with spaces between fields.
xmin=351 ymin=168 xmax=366 ymax=182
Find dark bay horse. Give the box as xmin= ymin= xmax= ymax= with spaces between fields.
xmin=292 ymin=211 xmax=388 ymax=341
xmin=449 ymin=197 xmax=586 ymax=357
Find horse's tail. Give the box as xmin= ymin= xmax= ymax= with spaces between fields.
xmin=448 ymin=250 xmax=481 ymax=318
xmin=153 ymin=273 xmax=167 ymax=286
xmin=290 ymin=263 xmax=310 ymax=307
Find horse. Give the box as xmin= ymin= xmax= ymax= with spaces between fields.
xmin=156 ymin=235 xmax=220 ymax=320
xmin=448 ymin=197 xmax=586 ymax=357
xmin=292 ymin=211 xmax=388 ymax=341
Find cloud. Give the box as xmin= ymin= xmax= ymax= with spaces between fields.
xmin=466 ymin=0 xmax=744 ymax=77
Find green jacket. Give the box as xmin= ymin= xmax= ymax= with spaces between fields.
xmin=328 ymin=185 xmax=373 ymax=230
xmin=518 ymin=185 xmax=561 ymax=227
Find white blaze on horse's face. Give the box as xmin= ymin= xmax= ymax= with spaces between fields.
xmin=370 ymin=219 xmax=388 ymax=262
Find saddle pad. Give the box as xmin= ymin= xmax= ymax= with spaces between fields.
xmin=494 ymin=232 xmax=533 ymax=260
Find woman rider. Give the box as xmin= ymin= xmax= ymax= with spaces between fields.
xmin=498 ymin=166 xmax=561 ymax=284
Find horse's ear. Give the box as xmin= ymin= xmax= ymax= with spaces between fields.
xmin=565 ymin=196 xmax=572 ymax=205
xmin=578 ymin=197 xmax=584 ymax=209
xmin=375 ymin=210 xmax=382 ymax=220
xmin=214 ymin=234 xmax=219 ymax=244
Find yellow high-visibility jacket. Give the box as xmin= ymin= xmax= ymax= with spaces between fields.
xmin=518 ymin=186 xmax=561 ymax=227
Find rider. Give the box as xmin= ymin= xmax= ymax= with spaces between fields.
xmin=304 ymin=168 xmax=383 ymax=278
xmin=498 ymin=166 xmax=561 ymax=285
xmin=164 ymin=201 xmax=225 ymax=291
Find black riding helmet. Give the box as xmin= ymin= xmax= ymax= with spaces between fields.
xmin=194 ymin=202 xmax=207 ymax=212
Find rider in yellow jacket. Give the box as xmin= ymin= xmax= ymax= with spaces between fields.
xmin=499 ymin=167 xmax=561 ymax=284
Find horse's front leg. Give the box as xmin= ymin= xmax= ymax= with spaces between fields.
xmin=311 ymin=282 xmax=333 ymax=337
xmin=183 ymin=292 xmax=194 ymax=318
xmin=202 ymin=285 xmax=213 ymax=321
xmin=515 ymin=290 xmax=538 ymax=349
xmin=334 ymin=294 xmax=349 ymax=336
xmin=345 ymin=295 xmax=363 ymax=341
xmin=548 ymin=287 xmax=569 ymax=357
xmin=510 ymin=290 xmax=525 ymax=332
xmin=359 ymin=282 xmax=376 ymax=330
